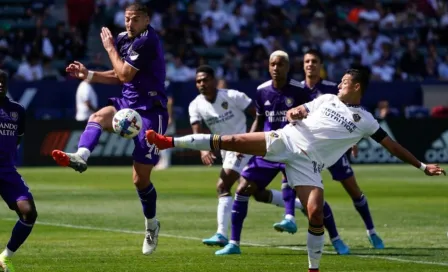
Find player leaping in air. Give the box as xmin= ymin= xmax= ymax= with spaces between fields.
xmin=190 ymin=65 xmax=311 ymax=247
xmin=52 ymin=2 xmax=167 ymax=255
xmin=296 ymin=49 xmax=384 ymax=249
xmin=0 ymin=69 xmax=38 ymax=272
xmin=213 ymin=50 xmax=349 ymax=256
xmin=146 ymin=69 xmax=445 ymax=272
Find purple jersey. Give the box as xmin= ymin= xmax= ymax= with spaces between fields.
xmin=303 ymin=79 xmax=339 ymax=100
xmin=256 ymin=79 xmax=310 ymax=131
xmin=0 ymin=98 xmax=25 ymax=168
xmin=115 ymin=25 xmax=167 ymax=110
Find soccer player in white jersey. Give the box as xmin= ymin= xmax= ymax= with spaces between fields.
xmin=190 ymin=65 xmax=293 ymax=247
xmin=146 ymin=68 xmax=445 ymax=272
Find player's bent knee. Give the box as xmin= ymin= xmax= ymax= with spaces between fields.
xmin=88 ymin=106 xmax=116 ymax=130
xmin=236 ymin=180 xmax=257 ymax=196
xmin=216 ymin=179 xmax=232 ymax=197
xmin=307 ymin=203 xmax=324 ymax=225
xmin=133 ymin=162 xmax=153 ymax=190
xmin=16 ymin=201 xmax=37 ymax=223
xmin=253 ymin=190 xmax=270 ymax=203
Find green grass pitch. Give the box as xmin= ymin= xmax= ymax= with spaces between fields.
xmin=0 ymin=165 xmax=447 ymax=271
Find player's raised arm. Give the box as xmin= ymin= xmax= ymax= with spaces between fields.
xmin=370 ymin=127 xmax=445 ymax=176
xmin=66 ymin=61 xmax=121 ymax=85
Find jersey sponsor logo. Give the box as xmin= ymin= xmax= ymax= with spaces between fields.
xmin=350 ymin=121 xmax=400 ymax=163
xmin=269 ymin=131 xmax=279 ymax=138
xmin=0 ymin=122 xmax=18 ymax=136
xmin=322 ymin=107 xmax=358 ymax=133
xmin=221 ymin=101 xmax=228 ymax=110
xmin=205 ymin=110 xmax=234 ymax=126
xmin=265 ymin=110 xmax=288 ymax=123
xmin=425 ymin=130 xmax=448 ymax=162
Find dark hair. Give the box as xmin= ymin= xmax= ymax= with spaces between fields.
xmin=196 ymin=65 xmax=215 ymax=78
xmin=345 ymin=68 xmax=369 ymax=94
xmin=304 ymin=49 xmax=324 ymax=63
xmin=0 ymin=69 xmax=8 ymax=86
xmin=125 ymin=2 xmax=148 ymax=15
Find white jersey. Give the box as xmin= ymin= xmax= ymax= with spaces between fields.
xmin=287 ymin=94 xmax=380 ymax=167
xmin=189 ymin=89 xmax=252 ymax=135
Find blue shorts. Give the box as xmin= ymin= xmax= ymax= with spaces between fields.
xmin=327 ymin=155 xmax=354 ymax=182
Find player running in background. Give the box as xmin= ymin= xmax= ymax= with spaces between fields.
xmin=52 ymin=2 xmax=166 ymax=255
xmin=301 ymin=49 xmax=384 ymax=249
xmin=0 ymin=69 xmax=38 ymax=271
xmin=146 ymin=68 xmax=445 ymax=272
xmin=191 ymin=65 xmax=302 ymax=247
xmin=215 ymin=51 xmax=349 ymax=256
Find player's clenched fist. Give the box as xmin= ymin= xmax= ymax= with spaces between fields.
xmin=287 ymin=105 xmax=308 ymax=122
xmin=65 ymin=61 xmax=88 ymax=80
xmin=424 ymin=164 xmax=446 ymax=176
xmin=201 ymin=151 xmax=216 ymax=166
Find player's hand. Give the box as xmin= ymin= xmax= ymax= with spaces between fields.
xmin=287 ymin=106 xmax=308 ymax=122
xmin=424 ymin=164 xmax=446 ymax=176
xmin=201 ymin=151 xmax=216 ymax=166
xmin=100 ymin=27 xmax=115 ymax=52
xmin=351 ymin=145 xmax=359 ymax=158
xmin=65 ymin=61 xmax=88 ymax=80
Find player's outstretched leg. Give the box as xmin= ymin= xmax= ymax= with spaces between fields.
xmin=341 ymin=176 xmax=384 ymax=249
xmin=0 ymin=198 xmax=37 ymax=272
xmin=272 ymin=179 xmax=298 ymax=234
xmin=203 ymin=168 xmax=239 ymax=247
xmin=52 ymin=106 xmax=116 ymax=173
xmin=145 ymin=130 xmax=268 ymax=156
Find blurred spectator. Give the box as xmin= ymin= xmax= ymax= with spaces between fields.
xmin=375 ymin=100 xmax=400 ymax=120
xmin=438 ymin=54 xmax=448 ymax=80
xmin=42 ymin=57 xmax=63 ymax=81
xmin=166 ymin=57 xmax=195 ymax=82
xmin=66 ymin=0 xmax=95 ymax=44
xmin=202 ymin=0 xmax=229 ymax=31
xmin=400 ymin=39 xmax=426 ymax=80
xmin=14 ymin=55 xmax=43 ymax=82
xmin=75 ymin=80 xmax=98 ymax=121
xmin=202 ymin=16 xmax=219 ymax=47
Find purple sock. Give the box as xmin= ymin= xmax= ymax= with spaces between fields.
xmin=353 ymin=194 xmax=374 ymax=231
xmin=78 ymin=122 xmax=103 ymax=152
xmin=323 ymin=201 xmax=339 ymax=240
xmin=137 ymin=183 xmax=157 ymax=219
xmin=281 ymin=179 xmax=295 ymax=216
xmin=230 ymin=194 xmax=250 ymax=242
xmin=7 ymin=219 xmax=34 ymax=252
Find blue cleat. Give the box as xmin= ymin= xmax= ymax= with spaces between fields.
xmin=215 ymin=243 xmax=241 ymax=255
xmin=273 ymin=219 xmax=298 ymax=234
xmin=331 ymin=239 xmax=350 ymax=255
xmin=368 ymin=233 xmax=385 ymax=249
xmin=202 ymin=233 xmax=228 ymax=247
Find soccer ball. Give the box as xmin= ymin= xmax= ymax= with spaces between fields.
xmin=112 ymin=109 xmax=143 ymax=139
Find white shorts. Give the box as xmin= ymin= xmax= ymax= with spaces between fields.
xmin=263 ymin=129 xmax=324 ymax=189
xmin=221 ymin=150 xmax=252 ymax=174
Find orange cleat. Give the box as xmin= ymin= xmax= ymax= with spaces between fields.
xmin=145 ymin=130 xmax=174 ymax=150
xmin=51 ymin=149 xmax=87 ymax=173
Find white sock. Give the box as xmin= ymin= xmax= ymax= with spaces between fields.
xmin=307 ymin=232 xmax=325 ymax=269
xmin=284 ymin=214 xmax=295 ymax=221
xmin=174 ymin=134 xmax=216 ymax=150
xmin=145 ymin=217 xmax=158 ymax=230
xmin=217 ymin=196 xmax=233 ymax=237
xmin=1 ymin=248 xmax=14 ymax=258
xmin=229 ymin=240 xmax=239 ymax=246
xmin=295 ymin=198 xmax=304 ymax=210
xmin=76 ymin=147 xmax=91 ymax=162
xmin=367 ymin=228 xmax=376 ymax=236
xmin=270 ymin=189 xmax=284 ymax=207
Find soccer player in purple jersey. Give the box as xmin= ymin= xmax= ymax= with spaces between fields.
xmin=302 ymin=49 xmax=384 ymax=249
xmin=0 ymin=69 xmax=37 ymax=271
xmin=52 ymin=2 xmax=166 ymax=255
xmin=146 ymin=68 xmax=445 ymax=272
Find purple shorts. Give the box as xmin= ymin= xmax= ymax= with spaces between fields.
xmin=327 ymin=154 xmax=354 ymax=181
xmin=109 ymin=97 xmax=168 ymax=165
xmin=241 ymin=156 xmax=286 ymax=190
xmin=0 ymin=170 xmax=33 ymax=210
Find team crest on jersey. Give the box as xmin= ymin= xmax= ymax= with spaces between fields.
xmin=353 ymin=114 xmax=361 ymax=122
xmin=269 ymin=132 xmax=279 ymax=138
xmin=285 ymin=97 xmax=294 ymax=107
xmin=221 ymin=101 xmax=228 ymax=110
xmin=10 ymin=111 xmax=18 ymax=121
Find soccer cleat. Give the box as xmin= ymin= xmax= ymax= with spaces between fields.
xmin=331 ymin=239 xmax=350 ymax=255
xmin=368 ymin=233 xmax=385 ymax=249
xmin=145 ymin=130 xmax=173 ymax=150
xmin=202 ymin=233 xmax=229 ymax=247
xmin=52 ymin=150 xmax=87 ymax=173
xmin=215 ymin=243 xmax=241 ymax=255
xmin=142 ymin=220 xmax=160 ymax=255
xmin=273 ymin=219 xmax=298 ymax=234
xmin=0 ymin=255 xmax=15 ymax=272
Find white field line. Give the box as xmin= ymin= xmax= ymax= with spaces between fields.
xmin=2 ymin=218 xmax=448 ymax=267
